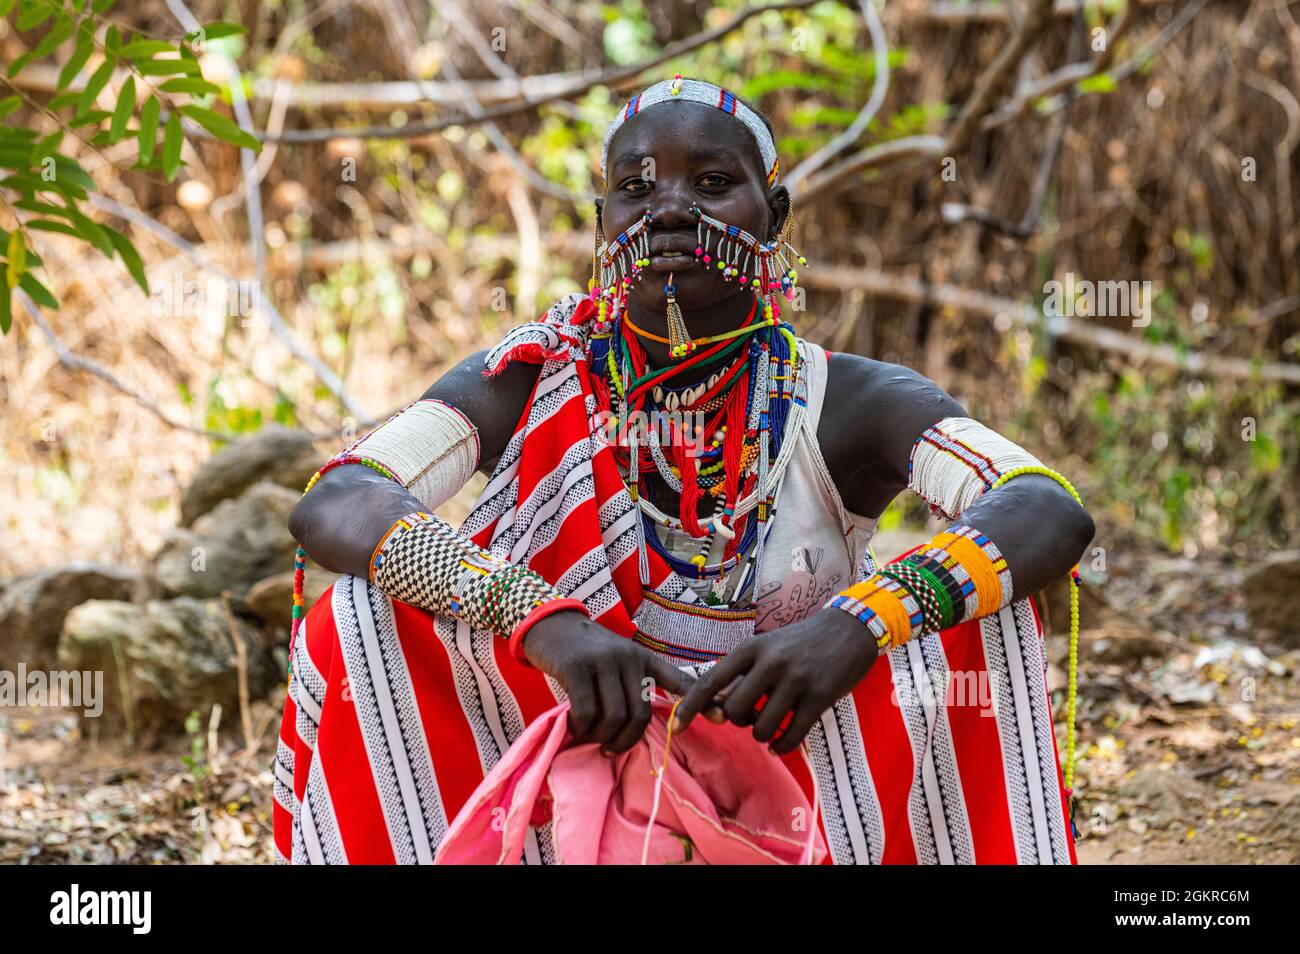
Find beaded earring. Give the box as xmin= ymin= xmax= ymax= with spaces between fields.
xmin=590 ymin=209 xmax=652 ymax=327
xmin=590 ymin=218 xmax=604 ymax=294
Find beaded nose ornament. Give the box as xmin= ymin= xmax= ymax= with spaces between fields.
xmin=691 ymin=205 xmax=806 ymax=305
xmin=589 ymin=204 xmax=809 ymax=358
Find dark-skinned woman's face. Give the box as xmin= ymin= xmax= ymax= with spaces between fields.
xmin=601 ymin=102 xmax=789 ymax=312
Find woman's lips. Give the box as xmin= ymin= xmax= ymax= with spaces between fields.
xmin=648 ymin=252 xmax=697 ymax=271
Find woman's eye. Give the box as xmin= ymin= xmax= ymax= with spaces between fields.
xmin=623 ymin=178 xmax=651 ymax=193
xmin=697 ymin=174 xmax=730 ymax=190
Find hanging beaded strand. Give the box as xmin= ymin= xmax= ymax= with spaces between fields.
xmin=591 ymin=210 xmax=652 ymax=327
xmin=691 ymin=205 xmax=806 ymax=309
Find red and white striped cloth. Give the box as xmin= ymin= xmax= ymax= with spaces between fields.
xmin=274 ymin=294 xmax=1077 ymax=865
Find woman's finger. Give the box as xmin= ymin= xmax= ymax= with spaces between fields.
xmin=672 ymin=648 xmax=753 ymax=732
xmin=645 ymin=655 xmax=695 ymax=699
xmin=750 ymin=684 xmax=798 ymax=743
xmin=565 ymin=670 xmax=599 ymax=741
xmin=591 ymin=666 xmax=627 ymax=749
xmin=720 ymin=667 xmax=775 ymax=727
xmin=769 ymin=699 xmax=826 ymax=756
xmin=604 ymin=665 xmax=654 ymax=754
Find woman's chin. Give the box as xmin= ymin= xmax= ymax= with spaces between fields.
xmin=630 ymin=272 xmax=742 ymax=310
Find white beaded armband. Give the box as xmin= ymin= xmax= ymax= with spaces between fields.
xmin=341 ymin=399 xmax=480 ymax=510
xmin=907 ymin=416 xmax=1042 ymax=520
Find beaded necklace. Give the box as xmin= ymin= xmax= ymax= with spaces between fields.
xmin=589 ymin=298 xmax=800 ymax=594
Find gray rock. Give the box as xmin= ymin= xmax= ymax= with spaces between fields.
xmin=179 ymin=426 xmax=320 ymax=527
xmin=0 ymin=564 xmax=140 ymax=671
xmin=243 ymin=567 xmax=338 ymax=636
xmin=58 ymin=597 xmax=277 ymax=734
xmin=1244 ymin=550 xmax=1300 ymax=642
xmin=153 ymin=481 xmax=300 ymax=599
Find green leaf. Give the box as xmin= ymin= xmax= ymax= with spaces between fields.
xmin=31 ymin=13 xmax=75 ymax=59
xmin=179 ymin=104 xmax=260 ymax=152
xmin=105 ymin=227 xmax=148 ymax=293
xmin=19 ymin=271 xmax=58 ymax=309
xmin=0 ymin=146 xmax=34 ymax=170
xmin=6 ymin=51 xmax=35 ymax=79
xmin=92 ymin=0 xmax=118 ymax=12
xmin=0 ymin=172 xmax=50 ymax=194
xmin=119 ymin=40 xmax=175 ymax=59
xmin=6 ymin=229 xmax=27 ymax=289
xmin=26 ymin=219 xmax=82 ymax=238
xmin=1077 ymin=73 xmax=1117 ymax=95
xmin=0 ymin=96 xmax=20 ymax=119
xmin=57 ymin=20 xmax=97 ymax=88
xmin=137 ymin=94 xmax=159 ymax=164
xmin=76 ymin=57 xmax=116 ymax=117
xmin=70 ymin=109 xmax=111 ymax=127
xmin=105 ymin=25 xmax=121 ymax=55
xmin=13 ymin=198 xmax=72 ymax=218
xmin=32 ymin=129 xmax=63 ymax=163
xmin=66 ymin=205 xmax=113 ymax=256
xmin=0 ymin=285 xmax=11 ymax=335
xmin=134 ymin=57 xmax=202 ymax=77
xmin=15 ymin=3 xmax=55 ymax=31
xmin=162 ymin=111 xmax=183 ymax=180
xmin=109 ymin=75 xmax=136 ymax=143
xmin=159 ymin=77 xmax=221 ymax=96
xmin=47 ymin=91 xmax=81 ymax=111
xmin=187 ymin=22 xmax=246 ymax=42
xmin=0 ymin=0 xmax=16 ymax=18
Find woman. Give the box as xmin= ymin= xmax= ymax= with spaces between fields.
xmin=275 ymin=76 xmax=1094 ymax=865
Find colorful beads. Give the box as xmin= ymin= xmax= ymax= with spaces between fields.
xmin=828 ymin=524 xmax=1015 ymax=652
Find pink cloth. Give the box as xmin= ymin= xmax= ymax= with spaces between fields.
xmin=434 ymin=696 xmax=827 ymax=865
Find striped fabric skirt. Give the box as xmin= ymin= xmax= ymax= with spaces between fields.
xmin=274 ymin=576 xmax=1076 ymax=865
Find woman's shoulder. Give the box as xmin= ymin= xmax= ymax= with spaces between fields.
xmin=484 ymin=291 xmax=594 ymax=375
xmin=814 ymin=347 xmax=966 ymax=512
xmin=820 ymin=349 xmax=957 ymax=411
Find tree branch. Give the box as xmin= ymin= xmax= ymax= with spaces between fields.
xmin=257 ymin=0 xmax=824 ymax=143
xmin=943 ymin=0 xmax=1055 ymax=157
xmin=16 ymin=290 xmax=241 ymax=442
xmin=87 ymin=193 xmax=375 ymax=426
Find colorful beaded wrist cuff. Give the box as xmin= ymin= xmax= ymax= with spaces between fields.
xmin=826 ymin=523 xmax=1014 ymax=653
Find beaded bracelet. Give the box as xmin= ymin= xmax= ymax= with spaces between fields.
xmin=288 ymin=455 xmax=404 ymax=685
xmin=369 ymin=511 xmax=589 ymax=665
xmin=829 ymin=463 xmax=1087 ymax=832
xmin=989 ymin=464 xmax=1086 ymax=812
xmin=829 ymin=521 xmax=1014 ymax=656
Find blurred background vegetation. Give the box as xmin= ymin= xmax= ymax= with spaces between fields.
xmin=2 ymin=0 xmax=1298 ymax=866
xmin=1 ymin=0 xmax=1296 ymax=574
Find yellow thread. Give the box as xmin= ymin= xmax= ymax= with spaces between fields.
xmin=989 ymin=465 xmax=1084 ymax=793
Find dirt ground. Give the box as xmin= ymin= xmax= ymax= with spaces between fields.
xmin=2 ymin=537 xmax=1296 ymax=865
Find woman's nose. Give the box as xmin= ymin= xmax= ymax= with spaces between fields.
xmin=648 ymin=197 xmax=696 ymax=230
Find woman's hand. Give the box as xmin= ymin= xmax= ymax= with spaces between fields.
xmin=522 ymin=610 xmax=697 ymax=754
xmin=671 ymin=608 xmax=879 ymax=755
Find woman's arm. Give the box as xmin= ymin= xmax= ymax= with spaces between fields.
xmin=672 ymin=352 xmax=1094 ymax=749
xmin=819 ymin=353 xmax=1095 ymax=596
xmin=287 ymin=346 xmax=694 ymax=751
xmin=287 ymin=348 xmax=540 ymax=578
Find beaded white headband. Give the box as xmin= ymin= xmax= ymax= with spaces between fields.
xmin=600 ymin=75 xmax=780 ymax=187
